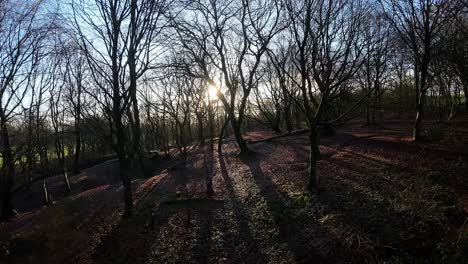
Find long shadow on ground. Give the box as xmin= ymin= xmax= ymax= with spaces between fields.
xmin=261 ymin=133 xmax=467 ymax=262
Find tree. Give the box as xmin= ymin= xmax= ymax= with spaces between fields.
xmin=127 ymin=0 xmax=169 ymax=176
xmin=72 ymin=0 xmax=134 ymax=216
xmin=357 ymin=10 xmax=391 ymax=125
xmin=446 ymin=11 xmax=468 ymax=110
xmin=0 ymin=0 xmax=47 ymax=219
xmin=266 ymin=44 xmax=296 ymax=133
xmin=253 ymin=62 xmax=284 ymax=134
xmin=380 ymin=0 xmax=461 ymax=140
xmin=279 ymin=0 xmax=368 ymax=189
xmin=63 ymin=45 xmax=85 ymax=174
xmin=158 ymin=73 xmax=194 ymax=157
xmin=170 ymin=0 xmax=282 ymax=155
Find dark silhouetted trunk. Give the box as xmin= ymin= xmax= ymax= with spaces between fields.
xmin=273 ymin=104 xmax=282 ymax=134
xmin=226 ymin=106 xmax=250 ymax=154
xmin=187 ymin=117 xmax=193 ymax=143
xmin=463 ymin=81 xmax=468 ymax=110
xmin=26 ymin=113 xmax=34 ymax=184
xmin=196 ymin=112 xmax=204 ymax=146
xmin=73 ymin=90 xmax=82 ymax=174
xmin=218 ymin=115 xmax=229 ymax=152
xmin=413 ymin=90 xmax=426 ymax=141
xmin=282 ymin=89 xmax=293 ymax=133
xmin=73 ymin=124 xmax=81 ymax=174
xmin=129 ymin=0 xmax=144 ymax=178
xmin=54 ymin=132 xmax=71 ymax=193
xmin=294 ymin=107 xmax=302 ymax=129
xmin=413 ymin=49 xmax=429 ymax=141
xmin=308 ymin=127 xmax=320 ymax=190
xmin=232 ymin=121 xmax=249 ymax=155
xmin=0 ymin=118 xmax=15 ymax=220
xmin=205 ymin=145 xmax=214 ymax=195
xmin=366 ymin=102 xmax=371 ymax=125
xmin=112 ymin=7 xmax=133 ymax=215
xmin=115 ymin=119 xmax=133 ymax=216
xmin=208 ymin=103 xmax=214 ymax=147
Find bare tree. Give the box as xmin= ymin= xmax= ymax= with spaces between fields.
xmin=49 ymin=55 xmax=72 ymax=193
xmin=389 ymin=44 xmax=413 ymax=118
xmin=169 ymin=0 xmax=282 ymax=155
xmin=280 ymin=0 xmax=368 ymax=189
xmin=431 ymin=65 xmax=460 ymax=121
xmin=446 ymin=11 xmax=468 ymax=110
xmin=63 ymin=46 xmax=86 ymax=174
xmin=252 ymin=63 xmax=283 ymax=134
xmin=380 ymin=0 xmax=461 ymax=140
xmin=357 ymin=10 xmax=391 ymax=125
xmin=72 ymin=0 xmax=134 ymax=216
xmin=156 ymin=70 xmax=199 ymax=157
xmin=266 ymin=43 xmax=296 ymax=133
xmin=127 ymin=0 xmax=169 ymax=176
xmin=0 ymin=0 xmax=47 ymax=219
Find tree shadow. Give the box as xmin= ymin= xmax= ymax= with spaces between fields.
xmin=241 ymin=153 xmax=325 ymax=263
xmin=152 ymin=197 xmax=223 ymax=263
xmin=242 ymin=137 xmax=465 ymax=263
xmin=327 ymin=134 xmax=468 ymax=190
xmin=92 ymin=147 xmax=202 ymax=263
xmin=217 ymin=153 xmax=269 ymax=263
xmin=94 ymin=146 xmax=230 ymax=264
xmin=204 ymin=145 xmax=214 ymax=195
xmin=189 ymin=202 xmax=215 ymax=263
xmin=92 ymin=170 xmax=181 ymax=264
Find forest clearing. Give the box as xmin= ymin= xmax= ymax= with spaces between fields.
xmin=2 ymin=119 xmax=468 ymax=263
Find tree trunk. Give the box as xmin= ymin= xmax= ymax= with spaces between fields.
xmin=308 ymin=127 xmax=320 ymax=190
xmin=398 ymin=76 xmax=403 ymax=118
xmin=413 ymin=90 xmax=426 ymax=141
xmin=73 ymin=114 xmax=81 ymax=174
xmin=366 ymin=102 xmax=371 ymax=125
xmin=371 ymin=90 xmax=377 ymax=124
xmin=205 ymin=145 xmax=214 ymax=195
xmin=62 ymin=166 xmax=71 ymax=194
xmin=25 ymin=111 xmax=35 ymax=185
xmin=130 ymin=94 xmax=144 ymax=178
xmin=115 ymin=120 xmax=133 ymax=216
xmin=0 ymin=119 xmax=15 ymax=219
xmin=187 ymin=117 xmax=193 ymax=143
xmin=208 ymin=105 xmax=214 ymax=147
xmin=294 ymin=107 xmax=302 ymax=129
xmin=232 ymin=120 xmax=249 ymax=155
xmin=273 ymin=105 xmax=282 ymax=134
xmin=463 ymin=80 xmax=468 ymax=110
xmin=197 ymin=113 xmax=205 ymax=146
xmin=414 ymin=62 xmax=420 ymax=107
xmin=226 ymin=107 xmax=250 ymax=155
xmin=121 ymin=157 xmax=133 ymax=216
xmin=56 ymin=137 xmax=71 ymax=193
xmin=282 ymin=89 xmax=293 ymax=133
xmin=128 ymin=0 xmax=144 ymax=179
xmin=38 ymin=136 xmax=50 ymax=206
xmin=42 ymin=179 xmax=49 ymax=206
xmin=218 ymin=115 xmax=229 ymax=152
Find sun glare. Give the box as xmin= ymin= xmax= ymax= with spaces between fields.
xmin=207 ymin=84 xmax=218 ymax=99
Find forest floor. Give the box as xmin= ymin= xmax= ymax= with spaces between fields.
xmin=1 ymin=119 xmax=468 ymax=263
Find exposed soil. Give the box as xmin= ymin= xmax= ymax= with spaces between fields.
xmin=1 ymin=120 xmax=467 ymax=263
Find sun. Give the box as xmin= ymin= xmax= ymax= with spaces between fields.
xmin=207 ymin=84 xmax=218 ymax=99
